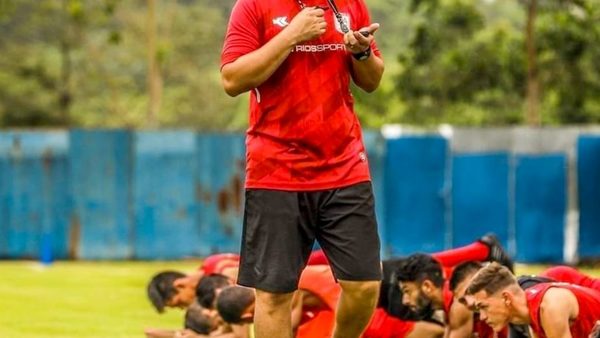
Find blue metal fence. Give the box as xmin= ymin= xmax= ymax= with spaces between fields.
xmin=0 ymin=130 xmax=597 ymax=262
xmin=0 ymin=131 xmax=69 ymax=260
xmin=69 ymin=130 xmax=134 ymax=259
xmin=514 ymin=155 xmax=566 ymax=263
xmin=451 ymin=153 xmax=510 ymax=250
xmin=578 ymin=136 xmax=600 ymax=260
xmin=384 ymin=137 xmax=448 ymax=256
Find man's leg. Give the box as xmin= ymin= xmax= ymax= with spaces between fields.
xmin=237 ymin=189 xmax=316 ymax=338
xmin=314 ymin=183 xmax=383 ymax=338
xmin=254 ymin=290 xmax=295 ymax=338
xmin=431 ymin=234 xmax=514 ymax=273
xmin=541 ymin=266 xmax=600 ymax=292
xmin=333 ymin=280 xmax=381 ymax=338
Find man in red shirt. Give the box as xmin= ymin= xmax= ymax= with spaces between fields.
xmin=147 ymin=253 xmax=241 ymax=312
xmin=220 ymin=0 xmax=384 ymax=337
xmin=465 ymin=263 xmax=600 ymax=338
xmin=395 ymin=254 xmax=510 ymax=338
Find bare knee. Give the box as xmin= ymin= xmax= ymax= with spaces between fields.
xmin=255 ymin=290 xmax=294 ymax=310
xmin=339 ymin=280 xmax=381 ymax=301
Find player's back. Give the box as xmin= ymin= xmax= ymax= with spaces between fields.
xmin=526 ymin=282 xmax=600 ymax=338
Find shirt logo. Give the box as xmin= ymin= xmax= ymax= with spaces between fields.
xmin=273 ymin=16 xmax=289 ymax=28
xmin=334 ymin=13 xmax=351 ymax=34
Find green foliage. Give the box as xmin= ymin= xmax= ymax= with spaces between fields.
xmin=1 ymin=0 xmax=600 ymax=128
xmin=395 ymin=0 xmax=600 ymax=126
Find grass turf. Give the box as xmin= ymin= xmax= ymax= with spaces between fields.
xmin=0 ymin=260 xmax=199 ymax=338
xmin=0 ymin=261 xmax=598 ymax=338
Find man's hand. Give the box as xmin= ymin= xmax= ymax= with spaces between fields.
xmin=285 ymin=7 xmax=327 ymax=45
xmin=344 ymin=23 xmax=379 ymax=54
xmin=589 ymin=320 xmax=600 ymax=338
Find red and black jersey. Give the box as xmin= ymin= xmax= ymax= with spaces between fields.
xmin=221 ymin=0 xmax=381 ymax=191
xmin=526 ymin=282 xmax=600 ymax=338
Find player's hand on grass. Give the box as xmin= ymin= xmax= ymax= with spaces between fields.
xmin=344 ymin=23 xmax=379 ymax=54
xmin=286 ymin=7 xmax=327 ymax=44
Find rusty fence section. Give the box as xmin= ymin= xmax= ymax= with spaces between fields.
xmin=0 ymin=129 xmax=599 ymax=262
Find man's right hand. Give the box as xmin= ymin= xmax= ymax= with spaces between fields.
xmin=285 ymin=7 xmax=327 ymax=45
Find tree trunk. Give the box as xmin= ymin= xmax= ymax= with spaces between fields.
xmin=146 ymin=0 xmax=162 ymax=128
xmin=59 ymin=0 xmax=72 ymax=125
xmin=525 ymin=0 xmax=540 ymax=126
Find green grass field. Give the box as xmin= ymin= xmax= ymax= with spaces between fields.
xmin=0 ymin=261 xmax=599 ymax=338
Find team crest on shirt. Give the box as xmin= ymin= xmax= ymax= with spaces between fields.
xmin=273 ymin=16 xmax=289 ymax=28
xmin=334 ymin=13 xmax=351 ymax=34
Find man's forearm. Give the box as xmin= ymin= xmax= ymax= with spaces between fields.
xmin=221 ymin=31 xmax=297 ymax=97
xmin=351 ymin=54 xmax=384 ymax=92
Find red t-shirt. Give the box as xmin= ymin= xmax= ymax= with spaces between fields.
xmin=221 ymin=0 xmax=381 ymax=190
xmin=526 ymin=282 xmax=600 ymax=338
xmin=296 ymin=265 xmax=341 ymax=338
xmin=362 ymin=308 xmax=416 ymax=338
xmin=199 ymin=253 xmax=240 ymax=275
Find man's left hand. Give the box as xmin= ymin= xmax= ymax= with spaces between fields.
xmin=343 ymin=23 xmax=379 ymax=54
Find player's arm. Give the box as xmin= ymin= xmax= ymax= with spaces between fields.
xmin=539 ymin=288 xmax=578 ymax=338
xmin=343 ymin=24 xmax=384 ymax=93
xmin=221 ymin=7 xmax=327 ymax=97
xmin=444 ymin=302 xmax=475 ymax=338
xmin=290 ymin=290 xmax=304 ymax=333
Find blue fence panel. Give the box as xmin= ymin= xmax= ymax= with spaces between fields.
xmin=133 ymin=131 xmax=198 ymax=259
xmin=384 ymin=136 xmax=448 ymax=256
xmin=578 ymin=136 xmax=600 ymax=259
xmin=195 ymin=134 xmax=246 ymax=255
xmin=0 ymin=132 xmax=69 ymax=259
xmin=363 ymin=131 xmax=387 ymax=255
xmin=0 ymin=142 xmax=6 ymax=256
xmin=452 ymin=153 xmax=510 ymax=249
xmin=515 ymin=155 xmax=566 ymax=263
xmin=69 ymin=130 xmax=133 ymax=259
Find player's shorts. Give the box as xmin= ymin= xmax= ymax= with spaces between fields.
xmin=237 ymin=181 xmax=382 ymax=293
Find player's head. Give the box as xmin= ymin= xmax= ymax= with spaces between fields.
xmin=395 ymin=253 xmax=444 ymax=313
xmin=196 ymin=274 xmax=233 ymax=309
xmin=147 ymin=271 xmax=196 ymax=312
xmin=464 ymin=262 xmax=521 ymax=332
xmin=216 ymin=286 xmax=256 ymax=324
xmin=450 ymin=261 xmax=484 ymax=306
xmin=184 ymin=302 xmax=219 ymax=335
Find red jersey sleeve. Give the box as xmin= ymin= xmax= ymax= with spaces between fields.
xmin=221 ymin=0 xmax=262 ymax=68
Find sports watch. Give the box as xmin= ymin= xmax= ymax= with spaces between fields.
xmin=352 ymin=46 xmax=371 ymax=61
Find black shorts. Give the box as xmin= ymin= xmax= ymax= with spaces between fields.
xmin=237 ymin=181 xmax=382 ymax=293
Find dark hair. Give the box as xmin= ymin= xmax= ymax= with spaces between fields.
xmin=147 ymin=271 xmax=186 ymax=313
xmin=184 ymin=303 xmax=213 ymax=335
xmin=395 ymin=253 xmax=444 ymax=288
xmin=465 ymin=262 xmax=517 ymax=296
xmin=449 ymin=261 xmax=483 ymax=292
xmin=216 ymin=286 xmax=255 ymax=324
xmin=196 ymin=274 xmax=231 ymax=309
